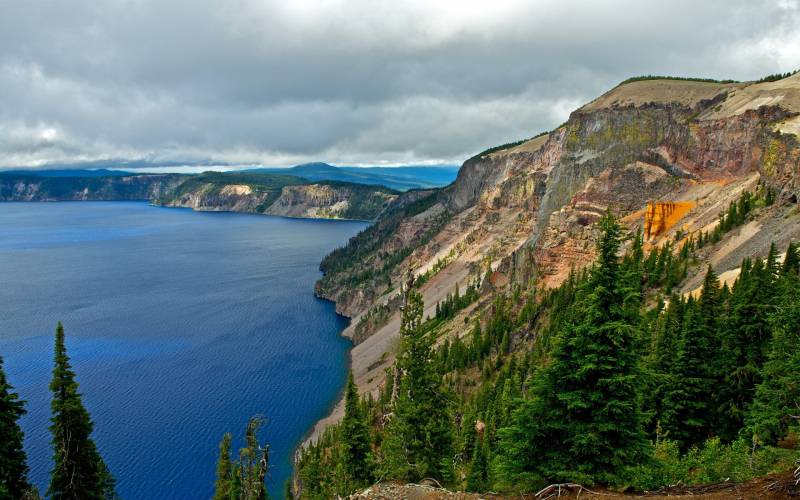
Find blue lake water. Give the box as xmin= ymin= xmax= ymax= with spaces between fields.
xmin=0 ymin=202 xmax=366 ymax=499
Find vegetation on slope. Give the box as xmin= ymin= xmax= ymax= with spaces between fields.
xmin=161 ymin=171 xmax=306 ymax=212
xmin=296 ymin=212 xmax=800 ymax=498
xmin=618 ymin=75 xmax=740 ymax=85
xmin=0 ymin=172 xmax=185 ymax=200
xmin=318 ymin=189 xmax=448 ymax=293
xmin=469 ymin=130 xmax=550 ymax=160
xmin=0 ymin=170 xmax=400 ymax=220
xmin=309 ymin=181 xmax=398 ymax=220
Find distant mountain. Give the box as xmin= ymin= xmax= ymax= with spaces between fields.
xmin=240 ymin=162 xmax=459 ymax=191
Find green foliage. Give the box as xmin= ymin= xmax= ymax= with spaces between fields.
xmin=318 ymin=190 xmax=450 ymax=292
xmin=626 ymin=437 xmax=799 ymax=491
xmin=746 ymin=259 xmax=800 ymax=445
xmin=660 ymin=268 xmax=721 ymax=449
xmin=299 ymin=210 xmax=800 ymax=496
xmin=381 ymin=291 xmax=453 ymax=481
xmin=435 ymin=279 xmax=480 ymax=321
xmin=619 ymin=75 xmax=739 ymax=85
xmin=0 ymin=356 xmax=30 ymax=499
xmin=754 ymin=69 xmax=799 ymax=84
xmin=496 ymin=214 xmax=647 ymax=487
xmin=215 ymin=417 xmax=270 ymax=500
xmin=469 ymin=131 xmax=550 ymax=161
xmin=341 ymin=373 xmax=372 ymax=486
xmin=465 ymin=435 xmax=489 ymax=492
xmin=48 ymin=322 xmax=116 ymax=500
xmin=214 ymin=433 xmax=235 ymax=500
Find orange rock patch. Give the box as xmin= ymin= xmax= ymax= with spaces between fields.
xmin=644 ymin=200 xmax=696 ymax=240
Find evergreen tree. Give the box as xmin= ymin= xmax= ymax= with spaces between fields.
xmin=214 ymin=433 xmax=234 ymax=500
xmin=382 ymin=290 xmax=453 ymax=481
xmin=465 ymin=433 xmax=488 ymax=492
xmin=497 ymin=214 xmax=646 ymax=486
xmin=782 ymin=241 xmax=800 ymax=275
xmin=746 ymin=262 xmax=800 ymax=444
xmin=662 ymin=268 xmax=721 ymax=449
xmin=0 ymin=355 xmax=30 ymax=499
xmin=716 ymin=258 xmax=774 ymax=440
xmin=341 ymin=372 xmax=372 ymax=486
xmin=235 ymin=417 xmax=269 ymax=500
xmin=48 ymin=322 xmax=115 ymax=500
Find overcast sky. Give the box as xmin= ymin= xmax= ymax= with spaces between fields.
xmin=1 ymin=0 xmax=799 ymax=169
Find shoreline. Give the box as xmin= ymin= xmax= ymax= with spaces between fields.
xmin=289 ymin=293 xmax=356 ymax=493
xmin=0 ymin=199 xmax=380 ymax=224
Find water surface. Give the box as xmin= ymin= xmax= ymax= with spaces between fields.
xmin=0 ymin=202 xmax=365 ymax=499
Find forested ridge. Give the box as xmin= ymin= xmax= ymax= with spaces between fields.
xmin=294 ymin=210 xmax=800 ymax=498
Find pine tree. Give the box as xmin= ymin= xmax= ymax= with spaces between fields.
xmin=717 ymin=257 xmax=775 ymax=440
xmin=381 ymin=290 xmax=453 ymax=482
xmin=465 ymin=433 xmax=488 ymax=492
xmin=341 ymin=372 xmax=372 ymax=486
xmin=661 ymin=268 xmax=722 ymax=449
xmin=214 ymin=433 xmax=234 ymax=500
xmin=746 ymin=261 xmax=800 ymax=444
xmin=497 ymin=214 xmax=647 ymax=486
xmin=785 ymin=242 xmax=800 ymax=275
xmin=235 ymin=417 xmax=269 ymax=500
xmin=0 ymin=355 xmax=30 ymax=499
xmin=48 ymin=322 xmax=115 ymax=500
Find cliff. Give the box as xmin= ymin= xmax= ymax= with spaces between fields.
xmin=306 ymin=73 xmax=800 ymax=443
xmin=0 ymin=171 xmax=399 ymax=221
xmin=0 ymin=173 xmax=185 ymax=201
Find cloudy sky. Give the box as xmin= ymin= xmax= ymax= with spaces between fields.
xmin=2 ymin=0 xmax=799 ymax=169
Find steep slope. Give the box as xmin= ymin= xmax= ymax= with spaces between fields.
xmin=307 ymin=73 xmax=800 ymax=442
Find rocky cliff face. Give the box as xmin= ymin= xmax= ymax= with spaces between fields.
xmin=267 ymin=183 xmax=397 ymax=219
xmin=306 ymin=74 xmax=800 ymax=443
xmin=160 ymin=183 xmax=274 ymax=212
xmin=0 ymin=174 xmax=185 ymax=201
xmin=0 ymin=173 xmax=398 ymax=221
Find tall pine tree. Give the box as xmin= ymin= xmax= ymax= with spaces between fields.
xmin=661 ymin=268 xmax=722 ymax=449
xmin=498 ymin=214 xmax=646 ymax=486
xmin=746 ymin=252 xmax=800 ymax=445
xmin=48 ymin=322 xmax=115 ymax=500
xmin=0 ymin=355 xmax=30 ymax=499
xmin=381 ymin=289 xmax=453 ymax=481
xmin=213 ymin=433 xmax=234 ymax=500
xmin=341 ymin=372 xmax=372 ymax=487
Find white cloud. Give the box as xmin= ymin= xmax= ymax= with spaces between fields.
xmin=0 ymin=0 xmax=798 ymax=168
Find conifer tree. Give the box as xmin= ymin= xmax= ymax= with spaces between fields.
xmin=716 ymin=257 xmax=774 ymax=440
xmin=746 ymin=260 xmax=800 ymax=444
xmin=662 ymin=268 xmax=721 ymax=449
xmin=48 ymin=322 xmax=115 ymax=500
xmin=465 ymin=433 xmax=488 ymax=492
xmin=341 ymin=372 xmax=372 ymax=486
xmin=214 ymin=433 xmax=234 ymax=500
xmin=0 ymin=355 xmax=30 ymax=499
xmin=235 ymin=416 xmax=269 ymax=500
xmin=497 ymin=214 xmax=646 ymax=485
xmin=382 ymin=290 xmax=452 ymax=481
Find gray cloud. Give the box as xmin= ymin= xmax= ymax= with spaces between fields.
xmin=1 ymin=0 xmax=798 ymax=167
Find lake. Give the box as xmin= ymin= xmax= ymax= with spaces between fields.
xmin=0 ymin=202 xmax=366 ymax=499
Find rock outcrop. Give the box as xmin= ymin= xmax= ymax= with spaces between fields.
xmin=0 ymin=172 xmax=399 ymax=221
xmin=0 ymin=174 xmax=185 ymax=201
